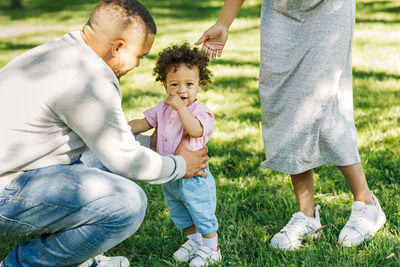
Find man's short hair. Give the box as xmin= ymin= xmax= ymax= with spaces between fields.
xmin=90 ymin=0 xmax=157 ymax=35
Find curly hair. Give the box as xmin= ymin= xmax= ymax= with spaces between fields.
xmin=153 ymin=42 xmax=213 ymax=86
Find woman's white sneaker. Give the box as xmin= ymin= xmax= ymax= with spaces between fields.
xmin=173 ymin=239 xmax=201 ymax=263
xmin=270 ymin=205 xmax=322 ymax=250
xmin=339 ymin=191 xmax=386 ymax=247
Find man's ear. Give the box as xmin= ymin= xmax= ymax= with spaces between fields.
xmin=198 ymin=80 xmax=203 ymax=90
xmin=111 ymin=39 xmax=125 ymax=57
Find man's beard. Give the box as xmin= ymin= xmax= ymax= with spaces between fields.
xmin=112 ymin=61 xmax=126 ymax=80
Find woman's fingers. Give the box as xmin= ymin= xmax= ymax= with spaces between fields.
xmin=195 ymin=33 xmax=207 ymax=46
xmin=212 ymin=49 xmax=217 ymax=60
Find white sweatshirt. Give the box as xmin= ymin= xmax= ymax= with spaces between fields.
xmin=0 ymin=31 xmax=186 ymax=189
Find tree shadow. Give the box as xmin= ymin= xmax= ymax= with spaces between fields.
xmin=211 ymin=58 xmax=259 ymax=68
xmin=0 ymin=0 xmax=97 ymax=20
xmin=0 ymin=41 xmax=38 ymax=51
xmin=353 ymin=68 xmax=400 ymax=81
xmin=355 ymin=0 xmax=400 ymax=24
xmin=211 ymin=75 xmax=259 ymax=92
xmin=1 ymin=0 xmax=261 ymax=24
xmin=355 ymin=18 xmax=400 ymax=24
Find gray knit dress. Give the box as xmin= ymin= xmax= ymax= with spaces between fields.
xmin=259 ymin=0 xmax=360 ymax=175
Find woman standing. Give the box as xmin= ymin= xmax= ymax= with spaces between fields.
xmin=195 ymin=0 xmax=385 ymax=249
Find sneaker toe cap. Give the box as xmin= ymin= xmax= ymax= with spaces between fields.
xmin=339 ymin=228 xmax=364 ymax=247
xmin=270 ymin=232 xmax=300 ymax=250
xmin=173 ymin=250 xmax=190 ymax=262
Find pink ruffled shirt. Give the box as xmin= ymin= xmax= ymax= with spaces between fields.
xmin=144 ymin=100 xmax=214 ymax=156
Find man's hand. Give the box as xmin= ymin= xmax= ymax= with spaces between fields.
xmin=175 ymin=135 xmax=209 ymax=177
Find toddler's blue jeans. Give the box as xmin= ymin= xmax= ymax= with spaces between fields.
xmin=0 ymin=151 xmax=147 ymax=266
xmin=162 ymin=168 xmax=218 ymax=235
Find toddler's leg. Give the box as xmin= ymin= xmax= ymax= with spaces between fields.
xmin=162 ymin=182 xmax=200 ymax=263
xmin=173 ymin=225 xmax=202 ymax=263
xmin=181 ymin=169 xmax=221 ymax=267
xmin=184 ymin=225 xmax=203 ymax=244
xmin=338 ymin=162 xmax=373 ymax=204
xmin=201 ymin=232 xmax=218 ymax=250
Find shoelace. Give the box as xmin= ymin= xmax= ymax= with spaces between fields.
xmin=345 ymin=205 xmax=365 ymax=228
xmin=281 ymin=213 xmax=307 ymax=233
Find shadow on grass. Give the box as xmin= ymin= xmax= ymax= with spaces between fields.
xmin=0 ymin=41 xmax=38 ymax=51
xmin=353 ymin=68 xmax=400 ymax=132
xmin=211 ymin=58 xmax=259 ymax=68
xmin=0 ymin=0 xmax=96 ymax=20
xmin=356 ymin=18 xmax=400 ymax=24
xmin=0 ymin=0 xmax=260 ymax=23
xmin=353 ymin=68 xmax=400 ymax=81
xmin=356 ymin=1 xmax=400 ymax=24
xmin=211 ymin=75 xmax=258 ymax=91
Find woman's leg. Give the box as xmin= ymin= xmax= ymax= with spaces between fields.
xmin=291 ymin=169 xmax=315 ymax=217
xmin=270 ymin=169 xmax=322 ymax=250
xmin=338 ymin=162 xmax=373 ymax=204
xmin=338 ymin=162 xmax=385 ymax=247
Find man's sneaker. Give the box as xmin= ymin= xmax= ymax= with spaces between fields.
xmin=173 ymin=239 xmax=201 ymax=263
xmin=189 ymin=245 xmax=221 ymax=267
xmin=78 ymin=254 xmax=129 ymax=267
xmin=339 ymin=191 xmax=386 ymax=247
xmin=270 ymin=205 xmax=322 ymax=250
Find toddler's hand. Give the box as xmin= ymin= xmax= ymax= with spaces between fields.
xmin=166 ymin=92 xmax=185 ymax=110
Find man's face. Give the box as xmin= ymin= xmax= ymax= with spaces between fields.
xmin=108 ymin=30 xmax=155 ymax=79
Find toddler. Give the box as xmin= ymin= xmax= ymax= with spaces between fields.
xmin=130 ymin=43 xmax=221 ymax=267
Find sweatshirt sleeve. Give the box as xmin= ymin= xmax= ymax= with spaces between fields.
xmin=51 ymin=75 xmax=186 ymax=184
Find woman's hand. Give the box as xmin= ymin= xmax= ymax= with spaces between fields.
xmin=195 ymin=22 xmax=229 ymax=60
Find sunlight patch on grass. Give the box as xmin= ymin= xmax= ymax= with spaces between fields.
xmin=156 ymin=208 xmax=170 ymax=219
xmin=315 ymin=192 xmax=353 ymax=205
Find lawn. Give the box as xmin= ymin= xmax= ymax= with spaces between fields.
xmin=0 ymin=0 xmax=399 ymax=266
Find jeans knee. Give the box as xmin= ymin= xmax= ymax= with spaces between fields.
xmin=125 ymin=184 xmax=147 ymax=223
xmin=111 ymin=183 xmax=147 ymax=236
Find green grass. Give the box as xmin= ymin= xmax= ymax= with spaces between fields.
xmin=0 ymin=0 xmax=399 ymax=265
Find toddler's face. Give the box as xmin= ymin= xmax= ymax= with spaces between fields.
xmin=164 ymin=64 xmax=202 ymax=106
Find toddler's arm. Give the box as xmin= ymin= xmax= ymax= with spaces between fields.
xmin=128 ymin=118 xmax=153 ymax=134
xmin=167 ymin=92 xmax=203 ymax=138
xmin=177 ymin=106 xmax=203 ymax=138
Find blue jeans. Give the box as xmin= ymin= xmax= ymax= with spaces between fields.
xmin=0 ymin=151 xmax=147 ymax=266
xmin=162 ymin=168 xmax=218 ymax=235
